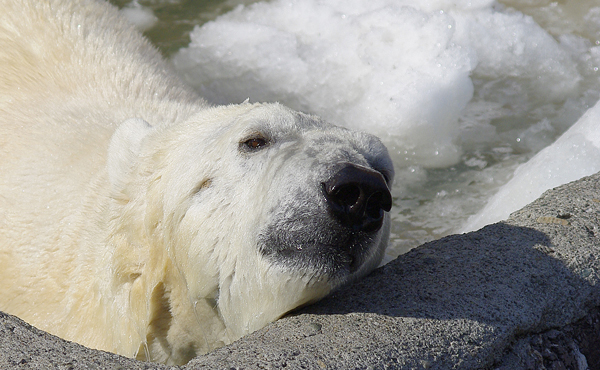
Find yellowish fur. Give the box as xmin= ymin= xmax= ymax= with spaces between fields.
xmin=0 ymin=0 xmax=391 ymax=365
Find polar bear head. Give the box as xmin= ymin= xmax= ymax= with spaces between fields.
xmin=107 ymin=102 xmax=393 ymax=363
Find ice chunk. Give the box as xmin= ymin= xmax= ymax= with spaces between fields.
xmin=172 ymin=0 xmax=476 ymax=168
xmin=120 ymin=1 xmax=158 ymax=32
xmin=462 ymin=99 xmax=600 ymax=232
xmin=172 ymin=0 xmax=583 ymax=171
xmin=453 ymin=8 xmax=581 ymax=102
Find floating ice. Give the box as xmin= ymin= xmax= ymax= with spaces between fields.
xmin=452 ymin=8 xmax=581 ymax=103
xmin=463 ymin=99 xmax=600 ymax=232
xmin=172 ymin=0 xmax=477 ymax=168
xmin=171 ymin=0 xmax=583 ymax=170
xmin=119 ymin=1 xmax=158 ymax=32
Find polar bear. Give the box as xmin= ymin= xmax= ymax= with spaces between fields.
xmin=0 ymin=0 xmax=394 ymax=365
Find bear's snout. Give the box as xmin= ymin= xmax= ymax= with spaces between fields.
xmin=322 ymin=163 xmax=392 ymax=233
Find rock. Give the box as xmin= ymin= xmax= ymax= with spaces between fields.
xmin=0 ymin=311 xmax=169 ymax=370
xmin=2 ymin=173 xmax=600 ymax=369
xmin=498 ymin=307 xmax=600 ymax=370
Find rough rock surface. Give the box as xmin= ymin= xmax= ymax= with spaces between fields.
xmin=497 ymin=307 xmax=600 ymax=370
xmin=2 ymin=173 xmax=599 ymax=369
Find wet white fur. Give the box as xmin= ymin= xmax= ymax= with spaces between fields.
xmin=0 ymin=0 xmax=391 ymax=365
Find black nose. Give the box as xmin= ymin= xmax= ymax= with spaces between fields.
xmin=323 ymin=163 xmax=392 ymax=233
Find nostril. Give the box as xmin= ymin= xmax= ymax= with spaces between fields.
xmin=366 ymin=191 xmax=390 ymax=218
xmin=330 ymin=183 xmax=362 ymax=211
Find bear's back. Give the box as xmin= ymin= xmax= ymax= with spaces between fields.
xmin=0 ymin=0 xmax=202 ymax=342
xmin=0 ymin=0 xmax=203 ymax=219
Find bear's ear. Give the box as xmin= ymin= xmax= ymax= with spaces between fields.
xmin=107 ymin=118 xmax=153 ymax=192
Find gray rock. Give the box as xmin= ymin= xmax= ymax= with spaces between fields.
xmin=0 ymin=311 xmax=171 ymax=370
xmin=2 ymin=173 xmax=600 ymax=369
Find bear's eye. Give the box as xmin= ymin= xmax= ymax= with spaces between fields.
xmin=246 ymin=138 xmax=267 ymax=149
xmin=240 ymin=135 xmax=270 ymax=152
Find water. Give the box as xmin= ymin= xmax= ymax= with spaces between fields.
xmin=111 ymin=0 xmax=262 ymax=54
xmin=112 ymin=0 xmax=600 ymax=261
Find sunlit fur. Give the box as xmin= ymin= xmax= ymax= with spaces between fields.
xmin=0 ymin=0 xmax=393 ymax=365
